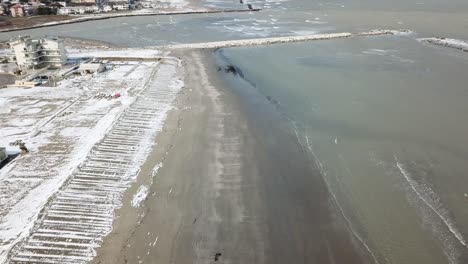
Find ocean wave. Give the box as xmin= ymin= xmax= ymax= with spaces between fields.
xmin=394 ymin=156 xmax=468 ymax=264
xmin=304 ymin=135 xmax=382 ymax=264
xmin=395 ymin=157 xmax=467 ymax=248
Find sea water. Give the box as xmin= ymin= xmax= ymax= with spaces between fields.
xmin=219 ymin=36 xmax=468 ymax=264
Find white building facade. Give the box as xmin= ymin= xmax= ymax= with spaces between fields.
xmin=80 ymin=62 xmax=105 ymax=74
xmin=9 ymin=36 xmax=67 ymax=70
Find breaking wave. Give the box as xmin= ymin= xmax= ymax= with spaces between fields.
xmin=395 ymin=157 xmax=467 ymax=248
xmin=303 ymin=135 xmax=382 ymax=264
xmin=395 ymin=156 xmax=468 ymax=263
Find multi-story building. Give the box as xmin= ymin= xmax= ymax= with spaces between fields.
xmin=9 ymin=4 xmax=24 ymax=17
xmin=9 ymin=36 xmax=67 ymax=70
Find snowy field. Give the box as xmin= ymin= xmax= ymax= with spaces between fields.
xmin=0 ymin=57 xmax=183 ymax=263
xmin=66 ymin=48 xmax=165 ymax=59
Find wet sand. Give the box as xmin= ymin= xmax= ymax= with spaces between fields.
xmin=92 ymin=50 xmax=372 ymax=264
xmin=0 ymin=73 xmax=14 ymax=87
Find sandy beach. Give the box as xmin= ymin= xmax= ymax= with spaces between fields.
xmin=1 ymin=0 xmax=468 ymax=261
xmin=90 ymin=50 xmax=372 ymax=264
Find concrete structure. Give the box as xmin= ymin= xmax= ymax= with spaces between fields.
xmin=70 ymin=0 xmax=96 ymax=4
xmin=9 ymin=4 xmax=24 ymax=17
xmin=9 ymin=80 xmax=39 ymax=87
xmin=58 ymin=6 xmax=84 ymax=14
xmin=85 ymin=5 xmax=99 ymax=12
xmin=80 ymin=62 xmax=105 ymax=74
xmin=57 ymin=6 xmax=73 ymax=14
xmin=160 ymin=30 xmax=407 ymax=50
xmin=9 ymin=36 xmax=67 ymax=70
xmin=102 ymin=5 xmax=112 ymax=12
xmin=109 ymin=1 xmax=128 ymax=10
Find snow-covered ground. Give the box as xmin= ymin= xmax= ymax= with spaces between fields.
xmin=67 ymin=48 xmax=164 ymax=59
xmin=0 ymin=56 xmax=183 ymax=263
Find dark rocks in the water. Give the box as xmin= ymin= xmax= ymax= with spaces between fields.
xmin=237 ymin=68 xmax=244 ymax=78
xmin=266 ymin=95 xmax=281 ymax=109
xmin=214 ymin=252 xmax=222 ymax=261
xmin=223 ymin=64 xmax=245 ymax=78
xmin=224 ymin=65 xmax=237 ymax=74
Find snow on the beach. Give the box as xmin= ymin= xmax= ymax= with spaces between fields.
xmin=0 ymin=85 xmax=79 ymax=153
xmin=0 ymin=59 xmax=166 ymax=263
xmin=419 ymin=37 xmax=468 ymax=51
xmin=67 ymin=48 xmax=163 ymax=59
xmin=132 ymin=185 xmax=150 ymax=208
xmin=2 ymin=58 xmax=183 ymax=263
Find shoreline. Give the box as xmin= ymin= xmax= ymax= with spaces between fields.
xmin=0 ymin=8 xmax=260 ymax=33
xmin=214 ymin=50 xmax=375 ymax=264
xmin=91 ymin=49 xmax=373 ymax=263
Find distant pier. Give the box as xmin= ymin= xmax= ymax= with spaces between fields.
xmin=157 ymin=30 xmax=411 ymax=50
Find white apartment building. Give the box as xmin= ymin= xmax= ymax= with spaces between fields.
xmin=9 ymin=36 xmax=67 ymax=70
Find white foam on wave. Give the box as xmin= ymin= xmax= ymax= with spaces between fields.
xmin=362 ymin=49 xmax=415 ymax=63
xmin=131 ymin=185 xmax=149 ymax=208
xmin=152 ymin=162 xmax=163 ymax=177
xmin=291 ymin=30 xmax=318 ymax=36
xmin=395 ymin=156 xmax=467 ymax=248
xmin=303 ymin=135 xmax=381 ymax=264
xmin=215 ymin=24 xmax=274 ymax=38
xmin=362 ymin=49 xmax=392 ymax=55
xmin=305 ymin=20 xmax=328 ymax=24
